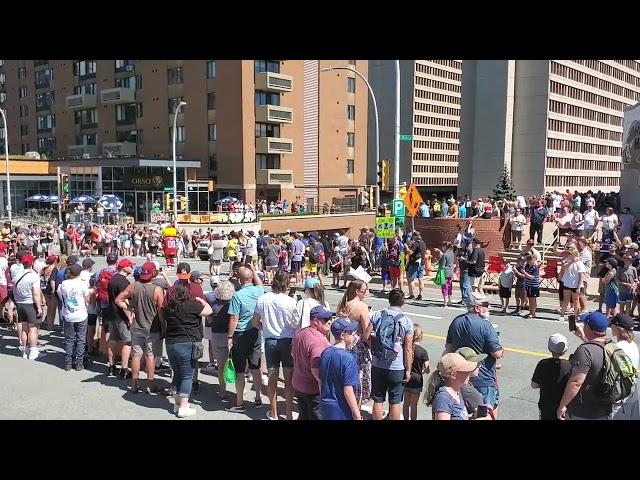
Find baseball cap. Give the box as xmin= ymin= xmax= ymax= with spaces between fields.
xmin=304 ymin=277 xmax=320 ymax=289
xmin=46 ymin=255 xmax=57 ymax=265
xmin=67 ymin=255 xmax=79 ymax=265
xmin=611 ymin=313 xmax=635 ymax=331
xmin=190 ymin=271 xmax=203 ymax=282
xmin=456 ymin=347 xmax=487 ymax=363
xmin=21 ymin=253 xmax=34 ymax=265
xmin=177 ymin=262 xmax=191 ymax=280
xmin=140 ymin=262 xmax=156 ymax=281
xmin=547 ymin=333 xmax=568 ymax=354
xmin=580 ymin=311 xmax=609 ymax=333
xmin=438 ymin=353 xmax=478 ymax=375
xmin=82 ymin=258 xmax=95 ymax=269
xmin=210 ymin=275 xmax=220 ymax=289
xmin=330 ymin=317 xmax=359 ymax=339
xmin=117 ymin=258 xmax=135 ymax=270
xmin=106 ymin=252 xmax=118 ymax=264
xmin=310 ymin=306 xmax=335 ymax=321
xmin=466 ymin=291 xmax=489 ymax=308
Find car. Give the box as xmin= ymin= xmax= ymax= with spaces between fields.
xmin=197 ymin=239 xmax=211 ymax=261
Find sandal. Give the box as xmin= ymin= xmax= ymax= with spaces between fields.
xmin=254 ymin=396 xmax=263 ymax=408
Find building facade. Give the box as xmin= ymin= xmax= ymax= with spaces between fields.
xmin=459 ymin=60 xmax=640 ymax=198
xmin=367 ymin=60 xmax=462 ymax=198
xmin=0 ymin=59 xmax=368 ymax=216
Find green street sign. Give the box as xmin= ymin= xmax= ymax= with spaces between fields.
xmin=392 ymin=199 xmax=405 ymax=217
xmin=375 ymin=217 xmax=396 ymax=238
xmin=395 ymin=216 xmax=405 ymax=226
xmin=399 ymin=134 xmax=412 ymax=141
xmin=163 ymin=187 xmax=174 ymax=192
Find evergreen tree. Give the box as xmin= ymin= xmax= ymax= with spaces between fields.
xmin=493 ymin=166 xmax=517 ymax=199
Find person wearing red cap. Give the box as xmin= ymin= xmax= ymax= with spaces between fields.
xmin=115 ymin=262 xmax=166 ymax=393
xmin=104 ymin=258 xmax=135 ymax=378
xmin=14 ymin=253 xmax=44 ymax=360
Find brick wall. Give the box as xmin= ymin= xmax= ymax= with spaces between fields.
xmin=414 ymin=217 xmax=510 ymax=258
xmin=261 ymin=212 xmax=375 ymax=238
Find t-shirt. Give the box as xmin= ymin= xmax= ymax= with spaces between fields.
xmin=571 ymin=213 xmax=584 ymax=231
xmin=579 ymin=248 xmax=593 ymax=271
xmin=226 ymin=238 xmax=238 ymax=259
xmin=524 ymin=264 xmax=541 ymax=288
xmin=461 ymin=383 xmax=484 ymax=414
xmin=296 ymin=297 xmax=331 ymax=329
xmin=292 ymin=327 xmax=331 ymax=395
xmin=567 ymin=341 xmax=612 ymax=419
xmin=583 ymin=209 xmax=599 ymax=229
xmin=532 ymin=357 xmax=572 ymax=420
xmin=105 ymin=273 xmax=131 ymax=322
xmin=14 ymin=269 xmax=40 ymax=304
xmin=617 ymin=340 xmax=640 ymax=370
xmin=459 ymin=205 xmax=467 ymax=218
xmin=210 ymin=240 xmax=225 ymax=261
xmin=620 ymin=214 xmax=635 ymax=238
xmin=432 ymin=387 xmax=469 ymax=420
xmin=514 ymin=264 xmax=526 ymax=289
xmin=228 ymin=284 xmax=265 ymax=332
xmin=499 ymin=266 xmax=515 ymax=288
xmin=531 ymin=207 xmax=548 ymax=225
xmin=246 ymin=236 xmax=258 ymax=257
xmin=369 ymin=308 xmax=414 ymax=371
xmin=319 ymin=346 xmax=359 ymax=420
xmin=617 ymin=266 xmax=638 ymax=295
xmin=510 ymin=214 xmax=526 ymax=232
xmin=420 ymin=204 xmax=429 ymax=217
xmin=57 ymin=277 xmax=89 ymax=323
xmin=264 ymin=244 xmax=280 ymax=267
xmin=165 ymin=299 xmax=204 ymax=345
xmin=405 ymin=344 xmax=429 ymax=389
xmin=561 ymin=260 xmax=586 ymax=289
xmin=291 ymin=239 xmax=305 ymax=262
xmin=254 ymin=291 xmax=300 ymax=339
xmin=602 ymin=214 xmax=618 ymax=232
xmin=468 ymin=247 xmax=485 ymax=277
xmin=446 ymin=314 xmax=501 ymax=388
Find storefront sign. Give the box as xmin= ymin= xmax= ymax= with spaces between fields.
xmin=122 ymin=174 xmax=168 ymax=190
xmin=150 ymin=212 xmax=171 ymax=223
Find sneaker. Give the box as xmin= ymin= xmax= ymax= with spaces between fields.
xmin=107 ymin=365 xmax=117 ymax=377
xmin=202 ymin=362 xmax=216 ymax=374
xmin=65 ymin=364 xmax=72 ymax=371
xmin=254 ymin=396 xmax=263 ymax=408
xmin=266 ymin=411 xmax=278 ymax=420
xmin=21 ymin=347 xmax=27 ymax=359
xmin=155 ymin=363 xmax=171 ymax=372
xmin=177 ymin=406 xmax=197 ymax=418
xmin=558 ymin=315 xmax=565 ymax=322
xmin=225 ymin=404 xmax=247 ymax=414
xmin=119 ymin=368 xmax=130 ymax=380
xmin=405 ymin=295 xmax=415 ymax=300
xmin=131 ymin=381 xmax=141 ymax=394
xmin=27 ymin=348 xmax=39 ymax=360
xmin=75 ymin=363 xmax=84 ymax=372
xmin=191 ymin=381 xmax=200 ymax=395
xmin=416 ymin=295 xmax=423 ymax=301
xmin=513 ymin=307 xmax=520 ymax=314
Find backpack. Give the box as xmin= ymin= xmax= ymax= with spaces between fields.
xmin=371 ymin=309 xmax=405 ymax=362
xmin=95 ymin=268 xmax=115 ymax=304
xmin=387 ymin=242 xmax=401 ymax=268
xmin=307 ymin=249 xmax=318 ymax=264
xmin=589 ymin=340 xmax=638 ymax=404
xmin=318 ymin=250 xmax=326 ymax=264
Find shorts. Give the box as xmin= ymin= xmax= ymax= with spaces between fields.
xmin=131 ymin=332 xmax=154 ymax=356
xmin=511 ymin=230 xmax=522 ymax=241
xmin=474 ymin=384 xmax=499 ymax=408
xmin=264 ymin=337 xmax=294 ymax=370
xmin=16 ymin=303 xmax=38 ymax=324
xmin=106 ymin=320 xmax=132 ymax=343
xmin=471 ymin=273 xmax=486 ymax=289
xmin=526 ymin=286 xmax=540 ymax=298
xmin=619 ymin=292 xmax=634 ymax=303
xmin=231 ymin=328 xmax=261 ymax=373
xmin=210 ymin=332 xmax=229 ymax=364
xmin=291 ymin=260 xmax=303 ymax=273
xmin=605 ymin=292 xmax=619 ymax=309
xmin=563 ymin=286 xmax=578 ymax=294
xmin=499 ymin=286 xmax=512 ymax=299
xmin=515 ymin=286 xmax=526 ymax=297
xmin=370 ymin=366 xmax=405 ymax=405
xmin=209 ymin=259 xmax=221 ymax=266
xmin=150 ymin=332 xmax=163 ymax=358
xmin=87 ymin=313 xmax=98 ymax=326
xmin=381 ymin=270 xmax=391 ymax=282
xmin=389 ymin=267 xmax=401 ymax=279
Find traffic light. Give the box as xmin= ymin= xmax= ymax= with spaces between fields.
xmin=165 ymin=193 xmax=172 ymax=211
xmin=61 ymin=174 xmax=69 ymax=194
xmin=179 ymin=196 xmax=187 ymax=211
xmin=377 ymin=160 xmax=384 ymax=189
xmin=377 ymin=159 xmax=390 ymax=191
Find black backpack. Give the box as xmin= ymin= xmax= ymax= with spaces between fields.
xmin=307 ymin=248 xmax=319 ymax=264
xmin=371 ymin=309 xmax=404 ymax=361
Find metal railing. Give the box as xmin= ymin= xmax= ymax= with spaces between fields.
xmin=540 ymin=227 xmax=559 ymax=263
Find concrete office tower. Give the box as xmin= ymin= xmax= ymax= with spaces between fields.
xmin=0 ymin=59 xmax=369 ymax=209
xmin=368 ymin=60 xmax=462 ymax=197
xmin=459 ymin=60 xmax=640 ymax=198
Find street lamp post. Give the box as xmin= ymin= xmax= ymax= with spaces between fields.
xmin=394 ymin=60 xmax=400 ymax=200
xmin=172 ymin=101 xmax=187 ymax=233
xmin=0 ymin=108 xmax=11 ymax=223
xmin=320 ymin=65 xmax=380 ymax=209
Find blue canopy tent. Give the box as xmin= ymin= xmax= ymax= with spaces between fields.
xmin=25 ymin=194 xmax=49 ymax=202
xmin=70 ymin=195 xmax=96 ymax=204
xmin=215 ymin=196 xmax=239 ymax=205
xmin=44 ymin=195 xmax=59 ymax=204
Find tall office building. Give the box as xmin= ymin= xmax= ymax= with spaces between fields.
xmin=459 ymin=60 xmax=640 ymax=198
xmin=0 ymin=59 xmax=369 ymax=220
xmin=368 ymin=60 xmax=462 ymax=197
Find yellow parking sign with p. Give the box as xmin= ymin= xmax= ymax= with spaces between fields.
xmin=375 ymin=216 xmax=396 ymax=238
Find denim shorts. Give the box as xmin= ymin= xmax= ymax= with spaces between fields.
xmin=475 ymin=384 xmax=499 ymax=408
xmin=407 ymin=263 xmax=422 ymax=281
xmin=605 ymin=292 xmax=619 ymax=308
xmin=264 ymin=337 xmax=293 ymax=370
xmin=370 ymin=366 xmax=405 ymax=405
xmin=619 ymin=292 xmax=634 ymax=303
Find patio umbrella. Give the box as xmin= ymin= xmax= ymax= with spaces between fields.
xmin=98 ymin=194 xmax=123 ymax=210
xmin=70 ymin=195 xmax=96 ymax=204
xmin=215 ymin=196 xmax=239 ymax=205
xmin=44 ymin=195 xmax=58 ymax=204
xmin=25 ymin=194 xmax=49 ymax=202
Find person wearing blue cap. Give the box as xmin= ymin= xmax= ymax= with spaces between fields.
xmin=296 ymin=277 xmax=330 ymax=329
xmin=557 ymin=311 xmax=612 ymax=420
xmin=319 ymin=317 xmax=363 ymax=420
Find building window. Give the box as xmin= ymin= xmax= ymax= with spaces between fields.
xmin=73 ymin=83 xmax=96 ymax=95
xmin=172 ymin=125 xmax=185 ymax=143
xmin=347 ymin=104 xmax=355 ymax=120
xmin=37 ymin=114 xmax=55 ymax=131
xmin=256 ymin=153 xmax=280 ymax=169
xmin=19 ymin=105 xmax=28 ymax=117
xmin=115 ymin=104 xmax=136 ymax=124
xmin=36 ymin=91 xmax=54 ymax=110
xmin=167 ymin=67 xmax=184 ymax=85
xmin=115 ymin=75 xmax=140 ymax=90
xmin=136 ymin=103 xmax=143 ymax=118
xmin=0 ymin=72 xmax=5 ymax=84
xmin=76 ymin=133 xmax=97 ymax=145
xmin=116 ymin=129 xmax=138 ymax=143
xmin=347 ymin=159 xmax=354 ymax=174
xmin=255 ymin=60 xmax=280 ymax=74
xmin=21 ymin=143 xmax=30 ymax=154
xmin=74 ymin=108 xmax=97 ymax=126
xmin=347 ymin=132 xmax=355 ymax=147
xmin=18 ymin=67 xmax=27 ymax=79
xmin=207 ymin=61 xmax=216 ymax=79
xmin=168 ymin=96 xmax=185 ymax=113
xmin=115 ymin=60 xmax=135 ymax=72
xmin=0 ymin=92 xmax=6 ymax=103
xmin=20 ymin=124 xmax=28 ymax=136
xmin=37 ymin=137 xmax=56 ymax=154
xmin=255 ymin=122 xmax=280 ymax=138
xmin=19 ymin=86 xmax=27 ymax=98
xmin=207 ymin=92 xmax=216 ymax=110
xmin=74 ymin=60 xmax=96 ymax=78
xmin=348 ymin=60 xmax=356 ymax=66
xmin=348 ymin=77 xmax=356 ymax=93
xmin=208 ymin=124 xmax=217 ymax=141
xmin=35 ymin=69 xmax=52 ymax=87
xmin=255 ymin=90 xmax=280 ymax=106
xmin=208 ymin=154 xmax=217 ymax=174
xmin=136 ymin=75 xmax=143 ymax=90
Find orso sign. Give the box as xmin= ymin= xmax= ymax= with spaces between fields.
xmin=123 ymin=175 xmax=167 ymax=190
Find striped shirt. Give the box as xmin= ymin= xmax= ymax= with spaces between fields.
xmin=524 ymin=264 xmax=540 ymax=288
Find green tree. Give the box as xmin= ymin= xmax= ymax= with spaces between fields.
xmin=493 ymin=166 xmax=516 ymax=200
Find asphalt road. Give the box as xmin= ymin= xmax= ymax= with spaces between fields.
xmin=0 ymin=255 xmax=626 ymax=420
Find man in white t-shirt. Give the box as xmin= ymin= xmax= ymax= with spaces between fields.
xmin=583 ymin=204 xmax=600 ymax=240
xmin=585 ymin=193 xmax=595 ymax=209
xmin=252 ymin=270 xmax=301 ymax=421
xmin=245 ymin=230 xmax=258 ymax=268
xmin=57 ymin=263 xmax=91 ymax=370
xmin=509 ymin=208 xmax=527 ymax=248
xmin=14 ymin=254 xmax=43 ymax=360
xmin=601 ymin=207 xmax=619 ymax=235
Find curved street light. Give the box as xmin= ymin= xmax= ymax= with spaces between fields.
xmin=0 ymin=108 xmax=11 ymax=223
xmin=172 ymin=101 xmax=187 ymax=238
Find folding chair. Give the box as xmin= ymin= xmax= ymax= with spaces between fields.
xmin=540 ymin=259 xmax=559 ymax=290
xmin=485 ymin=256 xmax=506 ymax=284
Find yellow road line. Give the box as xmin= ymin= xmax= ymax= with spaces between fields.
xmin=422 ymin=333 xmax=548 ymax=358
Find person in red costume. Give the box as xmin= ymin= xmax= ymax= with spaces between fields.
xmin=163 ymin=224 xmax=178 ymax=270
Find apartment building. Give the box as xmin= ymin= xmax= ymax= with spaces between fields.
xmin=0 ymin=60 xmax=368 ymax=221
xmin=458 ymin=60 xmax=640 ymax=198
xmin=367 ymin=60 xmax=462 ymax=197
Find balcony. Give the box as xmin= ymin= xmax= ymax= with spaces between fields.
xmin=103 ymin=142 xmax=137 ymax=157
xmin=255 ymin=71 xmax=293 ymax=92
xmin=256 ymin=137 xmax=293 ymax=155
xmin=101 ymin=87 xmax=136 ymax=105
xmin=255 ymin=104 xmax=293 ymax=124
xmin=256 ymin=169 xmax=294 ymax=186
xmin=67 ymin=145 xmax=99 ymax=158
xmin=66 ymin=93 xmax=96 ymax=110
